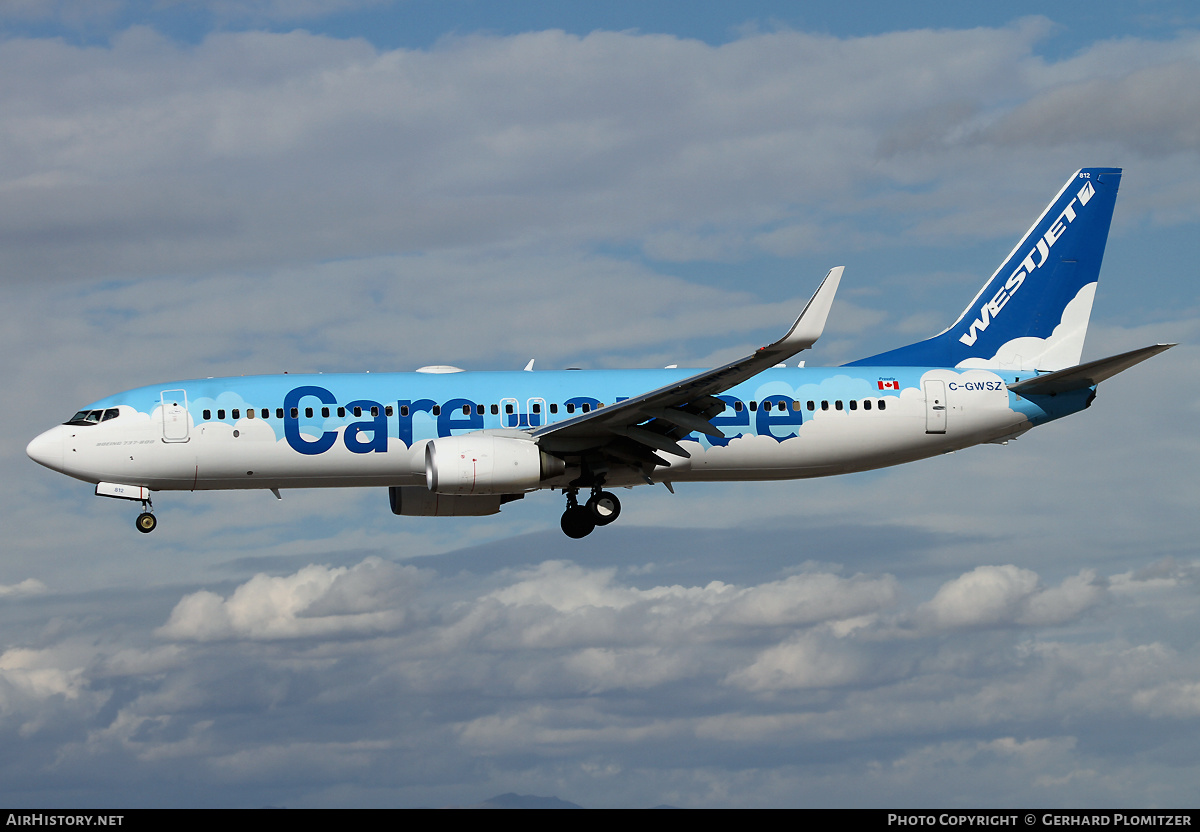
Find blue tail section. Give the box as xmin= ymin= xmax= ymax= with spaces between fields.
xmin=847 ymin=168 xmax=1122 ymax=371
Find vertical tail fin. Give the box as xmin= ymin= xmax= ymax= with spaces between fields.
xmin=847 ymin=168 xmax=1122 ymax=371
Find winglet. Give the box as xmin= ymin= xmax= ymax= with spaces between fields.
xmin=761 ymin=266 xmax=843 ymax=358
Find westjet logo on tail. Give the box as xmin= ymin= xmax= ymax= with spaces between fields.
xmin=959 ymin=178 xmax=1096 ymax=347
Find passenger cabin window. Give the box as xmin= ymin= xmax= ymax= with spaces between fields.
xmin=305 ymin=408 xmax=313 ymax=418
xmin=864 ymin=400 xmax=872 ymax=411
xmin=432 ymin=405 xmax=441 ymax=416
xmin=276 ymin=408 xmax=284 ymax=419
xmin=262 ymin=409 xmax=269 ymax=418
xmin=400 ymin=405 xmax=410 ymax=417
xmin=371 ymin=406 xmax=379 ymax=417
xmin=233 ymin=409 xmax=241 ymax=419
xmin=385 ymin=406 xmax=394 ymax=417
xmin=550 ymin=404 xmax=558 ymax=414
xmin=807 ymin=401 xmax=815 ymax=411
xmin=821 ymin=401 xmax=829 ymax=411
xmin=203 ymin=410 xmax=211 ymax=420
xmin=490 ymin=404 xmax=499 ymax=415
xmin=320 ymin=407 xmax=329 ymax=418
xmin=462 ymin=404 xmax=471 ymax=415
xmin=566 ymin=404 xmax=575 ymax=414
xmin=218 ymin=409 xmax=226 ymax=420
xmin=338 ymin=407 xmax=346 ymax=418
xmin=835 ymin=401 xmax=843 ymax=411
xmin=353 ymin=407 xmax=362 ymax=417
xmin=878 ymin=400 xmax=887 ymax=410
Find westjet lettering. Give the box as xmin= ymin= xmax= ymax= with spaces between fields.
xmin=959 ymin=178 xmax=1094 ymax=347
xmin=28 ymin=168 xmax=1173 ymax=538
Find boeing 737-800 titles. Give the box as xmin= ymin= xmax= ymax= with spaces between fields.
xmin=27 ymin=168 xmax=1172 ymax=538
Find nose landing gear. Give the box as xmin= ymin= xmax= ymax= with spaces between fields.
xmin=135 ymin=497 xmax=156 ymax=534
xmin=559 ymin=487 xmax=622 ymax=538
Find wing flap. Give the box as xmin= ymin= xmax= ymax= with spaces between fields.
xmin=643 ymin=406 xmax=726 ymax=438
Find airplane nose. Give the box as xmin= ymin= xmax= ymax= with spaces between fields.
xmin=26 ymin=427 xmax=64 ymax=471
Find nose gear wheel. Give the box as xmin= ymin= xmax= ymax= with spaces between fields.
xmin=135 ymin=497 xmax=156 ymax=533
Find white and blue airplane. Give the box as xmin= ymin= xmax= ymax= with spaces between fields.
xmin=28 ymin=168 xmax=1171 ymax=538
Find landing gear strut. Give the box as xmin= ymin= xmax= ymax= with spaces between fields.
xmin=135 ymin=497 xmax=156 ymax=534
xmin=559 ymin=487 xmax=622 ymax=538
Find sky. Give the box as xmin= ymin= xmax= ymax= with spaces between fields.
xmin=2 ymin=0 xmax=1199 ymax=809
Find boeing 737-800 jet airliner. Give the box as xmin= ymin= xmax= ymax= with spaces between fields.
xmin=28 ymin=168 xmax=1172 ymax=538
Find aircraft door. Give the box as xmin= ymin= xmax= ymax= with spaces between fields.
xmin=500 ymin=397 xmax=520 ymax=428
xmin=924 ymin=380 xmax=947 ymax=434
xmin=161 ymin=390 xmax=190 ymax=442
xmin=527 ymin=398 xmax=547 ymax=427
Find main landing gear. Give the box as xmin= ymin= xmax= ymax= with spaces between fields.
xmin=135 ymin=497 xmax=156 ymax=534
xmin=560 ymin=487 xmax=622 ymax=539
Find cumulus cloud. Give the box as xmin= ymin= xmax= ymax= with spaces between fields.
xmin=718 ymin=572 xmax=899 ymax=627
xmin=1132 ymin=681 xmax=1200 ymax=718
xmin=0 ymin=551 xmax=1195 ymax=806
xmin=0 ymin=647 xmax=85 ymax=701
xmin=917 ymin=565 xmax=1107 ymax=631
xmin=156 ymin=557 xmax=427 ymax=640
xmin=0 ymin=579 xmax=47 ymax=597
xmin=475 ymin=561 xmax=900 ymax=653
xmin=724 ymin=630 xmax=870 ymax=691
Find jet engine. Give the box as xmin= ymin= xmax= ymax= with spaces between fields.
xmin=425 ymin=435 xmax=565 ymax=495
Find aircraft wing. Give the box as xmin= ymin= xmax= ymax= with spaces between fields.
xmin=532 ymin=267 xmax=843 ymax=467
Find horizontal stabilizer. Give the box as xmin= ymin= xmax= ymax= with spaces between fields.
xmin=1007 ymin=344 xmax=1174 ymax=396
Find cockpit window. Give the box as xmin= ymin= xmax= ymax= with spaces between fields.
xmin=64 ymin=408 xmax=119 ymax=426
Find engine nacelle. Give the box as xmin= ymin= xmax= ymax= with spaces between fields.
xmin=389 ymin=486 xmax=503 ymax=517
xmin=425 ymin=435 xmax=566 ymax=495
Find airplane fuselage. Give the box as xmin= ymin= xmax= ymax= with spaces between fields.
xmin=29 ymin=365 xmax=1084 ymax=493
